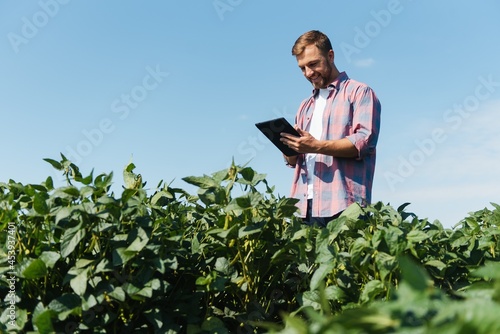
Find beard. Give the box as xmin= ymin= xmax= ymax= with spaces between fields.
xmin=309 ymin=64 xmax=333 ymax=89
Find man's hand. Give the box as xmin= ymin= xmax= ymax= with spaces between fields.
xmin=280 ymin=125 xmax=359 ymax=158
xmin=280 ymin=126 xmax=319 ymax=154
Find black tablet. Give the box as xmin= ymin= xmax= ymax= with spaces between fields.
xmin=255 ymin=117 xmax=300 ymax=156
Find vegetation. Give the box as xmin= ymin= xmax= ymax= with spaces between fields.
xmin=1 ymin=155 xmax=499 ymax=333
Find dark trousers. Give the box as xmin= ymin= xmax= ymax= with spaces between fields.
xmin=302 ymin=199 xmax=341 ymax=228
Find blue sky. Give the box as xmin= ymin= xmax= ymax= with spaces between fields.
xmin=1 ymin=1 xmax=499 ymax=227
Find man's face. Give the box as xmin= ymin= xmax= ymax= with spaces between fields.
xmin=296 ymin=44 xmax=334 ymax=89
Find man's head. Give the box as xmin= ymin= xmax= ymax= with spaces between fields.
xmin=292 ymin=30 xmax=339 ymax=89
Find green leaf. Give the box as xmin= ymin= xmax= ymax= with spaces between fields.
xmin=397 ymin=202 xmax=412 ymax=212
xmin=324 ymin=285 xmax=345 ymax=302
xmin=0 ymin=307 xmax=28 ymax=330
xmin=151 ymin=190 xmax=173 ymax=206
xmin=44 ymin=176 xmax=54 ymax=190
xmin=81 ymin=294 xmax=98 ymax=312
xmin=238 ymin=167 xmax=266 ymax=186
xmin=398 ymin=256 xmax=432 ymax=291
xmin=375 ymin=252 xmax=397 ymax=281
xmin=359 ymin=279 xmax=384 ymax=303
xmin=70 ymin=268 xmax=89 ymax=296
xmin=95 ymin=258 xmax=113 ymax=274
xmin=315 ymin=229 xmax=335 ymax=264
xmin=451 ymin=235 xmax=470 ymax=248
xmin=235 ymin=196 xmax=252 ymax=208
xmin=75 ymin=258 xmax=94 ymax=269
xmin=112 ymin=247 xmax=135 ymax=266
xmin=62 ymin=186 xmax=81 ymax=197
xmin=125 ymin=162 xmax=136 ymax=172
xmin=349 ymin=237 xmax=369 ymax=261
xmin=433 ymin=298 xmax=500 ymax=333
xmin=212 ymin=168 xmax=229 ymax=184
xmin=238 ymin=223 xmax=264 ymax=238
xmin=55 ymin=207 xmax=75 ymax=224
xmin=44 ymin=158 xmax=62 ymax=170
xmin=134 ymin=286 xmax=153 ymax=299
xmin=30 ymin=184 xmax=48 ymax=192
xmin=372 ymin=229 xmax=384 ymax=249
xmin=291 ymin=228 xmax=309 ymax=241
xmin=80 ymin=172 xmax=94 ymax=185
xmin=197 ymin=186 xmax=226 ymax=206
xmin=39 ymin=251 xmax=61 ymax=269
xmin=425 ymin=260 xmax=447 ymax=271
xmin=282 ymin=313 xmax=308 ymax=332
xmin=300 ymin=291 xmax=322 ymax=310
xmin=191 ymin=236 xmax=200 ymax=254
xmin=196 ymin=276 xmax=211 ymax=286
xmin=108 ymin=287 xmax=126 ymax=302
xmin=94 ymin=172 xmax=113 ymax=189
xmin=310 ymin=263 xmax=335 ymax=290
xmin=33 ymin=309 xmax=55 ymax=333
xmin=471 ymin=261 xmax=500 ymax=280
xmin=239 ymin=167 xmax=255 ymax=182
xmin=335 ymin=308 xmax=398 ymax=332
xmin=275 ymin=197 xmax=299 ymax=218
xmin=60 ymin=224 xmax=86 ymax=258
xmin=384 ymin=225 xmax=405 ymax=255
xmin=216 ymin=224 xmax=239 ymax=240
xmin=126 ymin=227 xmax=149 ymax=253
xmin=33 ymin=192 xmax=49 ymax=215
xmin=406 ymin=230 xmax=430 ymax=243
xmin=123 ymin=162 xmax=143 ymax=189
xmin=182 ymin=175 xmax=219 ymax=189
xmin=48 ymin=294 xmax=81 ymax=321
xmin=22 ymin=259 xmax=48 ymax=279
xmin=215 ymin=257 xmax=231 ymax=275
xmin=326 ymin=217 xmax=349 ymax=241
xmin=340 ymin=202 xmax=364 ymax=220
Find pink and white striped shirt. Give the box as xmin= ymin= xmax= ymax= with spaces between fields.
xmin=289 ymin=72 xmax=381 ymax=217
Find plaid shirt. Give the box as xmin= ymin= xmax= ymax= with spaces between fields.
xmin=289 ymin=72 xmax=381 ymax=217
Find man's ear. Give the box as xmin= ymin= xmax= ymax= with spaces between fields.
xmin=328 ymin=49 xmax=334 ymax=63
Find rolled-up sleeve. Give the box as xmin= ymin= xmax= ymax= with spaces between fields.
xmin=345 ymin=86 xmax=381 ymax=159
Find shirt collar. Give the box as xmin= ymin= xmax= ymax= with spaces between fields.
xmin=312 ymin=71 xmax=349 ymax=96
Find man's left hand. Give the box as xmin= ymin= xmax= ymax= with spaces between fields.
xmin=280 ymin=126 xmax=319 ymax=154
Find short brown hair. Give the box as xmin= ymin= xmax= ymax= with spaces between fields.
xmin=292 ymin=30 xmax=333 ymax=56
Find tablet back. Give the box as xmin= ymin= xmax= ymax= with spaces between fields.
xmin=255 ymin=117 xmax=300 ymax=156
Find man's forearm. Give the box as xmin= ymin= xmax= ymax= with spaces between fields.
xmin=316 ymin=138 xmax=358 ymax=158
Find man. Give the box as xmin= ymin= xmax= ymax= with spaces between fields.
xmin=280 ymin=30 xmax=381 ymax=227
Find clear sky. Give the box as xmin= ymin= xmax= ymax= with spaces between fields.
xmin=1 ymin=1 xmax=499 ymax=228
